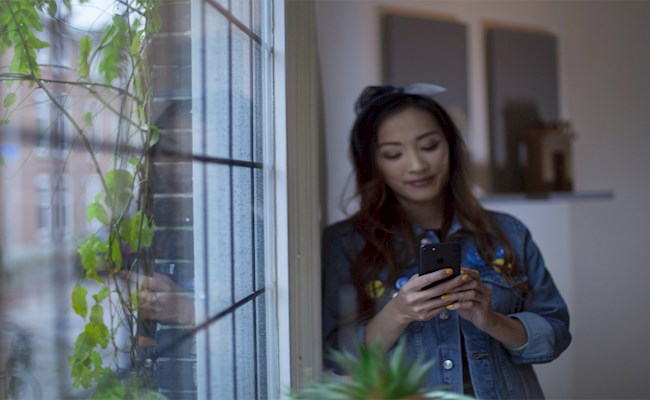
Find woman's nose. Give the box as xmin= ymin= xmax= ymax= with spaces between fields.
xmin=407 ymin=152 xmax=428 ymax=172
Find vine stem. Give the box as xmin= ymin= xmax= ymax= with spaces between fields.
xmin=0 ymin=72 xmax=142 ymax=104
xmin=3 ymin=0 xmax=109 ymax=195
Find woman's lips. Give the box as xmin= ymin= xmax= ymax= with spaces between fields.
xmin=407 ymin=176 xmax=434 ymax=187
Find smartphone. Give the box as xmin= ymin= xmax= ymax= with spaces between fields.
xmin=419 ymin=242 xmax=461 ymax=290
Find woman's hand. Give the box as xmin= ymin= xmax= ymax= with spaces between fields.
xmin=122 ymin=272 xmax=195 ymax=325
xmin=366 ymin=267 xmax=460 ymax=350
xmin=390 ymin=268 xmax=463 ymax=323
xmin=441 ymin=268 xmax=497 ymax=330
xmin=441 ymin=268 xmax=528 ymax=349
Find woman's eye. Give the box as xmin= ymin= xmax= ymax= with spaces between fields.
xmin=422 ymin=142 xmax=440 ymax=152
xmin=381 ymin=152 xmax=401 ymax=160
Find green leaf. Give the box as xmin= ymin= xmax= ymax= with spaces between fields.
xmin=110 ymin=233 xmax=122 ymax=269
xmin=98 ymin=15 xmax=128 ymax=84
xmin=46 ymin=0 xmax=58 ymax=17
xmin=78 ymin=234 xmax=107 ymax=283
xmin=89 ymin=303 xmax=103 ymax=324
xmin=0 ymin=119 xmax=9 ymax=126
xmin=119 ymin=211 xmax=155 ymax=251
xmin=86 ymin=269 xmax=104 ymax=284
xmin=83 ymin=324 xmax=101 ymax=349
xmin=93 ymin=286 xmax=110 ymax=303
xmin=78 ymin=35 xmax=92 ymax=79
xmin=69 ymin=350 xmax=104 ymax=389
xmin=389 ymin=338 xmax=407 ymax=379
xmin=87 ymin=201 xmax=108 ymax=224
xmin=105 ymin=168 xmax=134 ymax=211
xmin=72 ymin=284 xmax=88 ymax=318
xmin=129 ymin=28 xmax=144 ymax=57
xmin=149 ymin=125 xmax=160 ymax=147
xmin=3 ymin=92 xmax=17 ymax=108
xmin=85 ymin=320 xmax=109 ymax=349
xmin=69 ymin=332 xmax=93 ymax=364
xmin=78 ymin=235 xmax=99 ymax=270
xmin=93 ymin=369 xmax=125 ymax=400
xmin=9 ymin=50 xmax=25 ymax=73
xmin=83 ymin=111 xmax=93 ymax=125
xmin=128 ymin=156 xmax=139 ymax=167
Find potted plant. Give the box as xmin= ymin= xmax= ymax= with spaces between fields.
xmin=291 ymin=339 xmax=473 ymax=400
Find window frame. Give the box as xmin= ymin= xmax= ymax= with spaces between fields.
xmin=190 ymin=0 xmax=285 ymax=398
xmin=188 ymin=0 xmax=323 ymax=397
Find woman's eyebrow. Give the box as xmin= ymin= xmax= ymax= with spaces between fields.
xmin=416 ymin=131 xmax=440 ymax=141
xmin=377 ymin=131 xmax=440 ymax=148
xmin=377 ymin=141 xmax=402 ymax=148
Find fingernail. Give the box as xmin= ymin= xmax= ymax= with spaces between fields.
xmin=461 ymin=274 xmax=470 ymax=282
xmin=441 ymin=294 xmax=450 ymax=300
xmin=446 ymin=304 xmax=456 ymax=310
xmin=445 ymin=268 xmax=453 ymax=275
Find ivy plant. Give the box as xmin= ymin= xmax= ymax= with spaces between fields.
xmin=0 ymin=0 xmax=162 ymax=397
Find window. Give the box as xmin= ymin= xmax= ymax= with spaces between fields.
xmin=34 ymin=174 xmax=72 ymax=241
xmin=190 ymin=0 xmax=278 ymax=398
xmin=34 ymin=174 xmax=52 ymax=241
xmin=35 ymin=91 xmax=50 ymax=155
xmin=51 ymin=92 xmax=71 ymax=155
xmin=1 ymin=1 xmax=311 ymax=398
xmin=52 ymin=174 xmax=72 ymax=238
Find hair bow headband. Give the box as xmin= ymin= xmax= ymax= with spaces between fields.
xmin=354 ymin=83 xmax=446 ymax=116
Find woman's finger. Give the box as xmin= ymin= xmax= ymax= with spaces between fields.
xmin=410 ymin=268 xmax=458 ymax=291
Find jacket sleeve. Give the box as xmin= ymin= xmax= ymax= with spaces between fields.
xmin=321 ymin=224 xmax=366 ymax=372
xmin=507 ymin=222 xmax=572 ymax=364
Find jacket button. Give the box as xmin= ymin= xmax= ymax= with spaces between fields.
xmin=420 ymin=237 xmax=432 ymax=245
xmin=442 ymin=359 xmax=454 ymax=370
xmin=439 ymin=311 xmax=449 ymax=320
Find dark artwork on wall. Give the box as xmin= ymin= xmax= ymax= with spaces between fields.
xmin=382 ymin=14 xmax=468 ymax=134
xmin=486 ymin=27 xmax=559 ymax=193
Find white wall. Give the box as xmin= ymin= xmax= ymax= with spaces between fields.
xmin=316 ymin=1 xmax=650 ymax=398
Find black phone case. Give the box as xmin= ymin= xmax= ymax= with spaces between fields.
xmin=419 ymin=242 xmax=461 ymax=290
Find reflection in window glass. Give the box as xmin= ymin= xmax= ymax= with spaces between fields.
xmin=0 ymin=0 xmax=279 ymax=398
xmin=193 ymin=0 xmax=277 ymax=398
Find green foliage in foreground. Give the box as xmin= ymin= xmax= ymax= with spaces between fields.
xmin=290 ymin=339 xmax=474 ymax=400
xmin=0 ymin=0 xmax=162 ymax=397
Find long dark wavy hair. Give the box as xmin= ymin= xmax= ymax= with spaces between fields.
xmin=349 ymin=92 xmax=528 ymax=322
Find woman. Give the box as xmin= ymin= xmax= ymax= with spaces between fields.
xmin=322 ymin=84 xmax=571 ymax=399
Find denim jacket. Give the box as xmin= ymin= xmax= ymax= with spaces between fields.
xmin=322 ymin=210 xmax=571 ymax=399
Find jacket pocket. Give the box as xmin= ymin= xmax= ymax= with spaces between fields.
xmin=479 ymin=268 xmax=527 ymax=315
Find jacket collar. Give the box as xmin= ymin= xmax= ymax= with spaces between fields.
xmin=412 ymin=213 xmax=464 ymax=240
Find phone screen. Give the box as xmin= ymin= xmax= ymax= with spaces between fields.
xmin=419 ymin=242 xmax=461 ymax=290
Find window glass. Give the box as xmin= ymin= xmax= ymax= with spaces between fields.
xmin=0 ymin=0 xmax=279 ymax=398
xmin=193 ymin=0 xmax=276 ymax=397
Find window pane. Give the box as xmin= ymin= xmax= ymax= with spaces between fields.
xmin=233 ymin=166 xmax=254 ymax=302
xmin=209 ymin=315 xmax=235 ymax=399
xmin=205 ymin=8 xmax=230 ymax=158
xmin=232 ymin=27 xmax=252 ymax=161
xmin=1 ymin=0 xmax=279 ymax=398
xmin=193 ymin=0 xmax=276 ymax=398
xmin=252 ymin=0 xmax=263 ymax=36
xmin=254 ymin=168 xmax=265 ymax=290
xmin=232 ymin=0 xmax=251 ymax=29
xmin=207 ymin=163 xmax=233 ymax=314
xmin=235 ymin=301 xmax=256 ymax=399
xmin=256 ymin=293 xmax=268 ymax=399
xmin=253 ymin=41 xmax=265 ymax=163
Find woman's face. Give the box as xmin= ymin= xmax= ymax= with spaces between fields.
xmin=374 ymin=106 xmax=450 ymax=211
